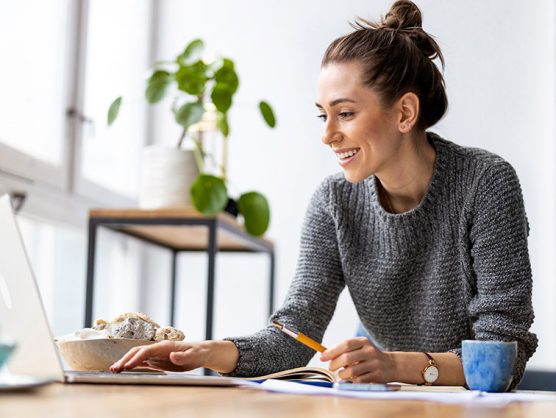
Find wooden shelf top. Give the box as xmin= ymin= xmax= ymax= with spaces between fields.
xmin=88 ymin=207 xmax=273 ymax=252
xmin=90 ymin=207 xmax=235 ymax=221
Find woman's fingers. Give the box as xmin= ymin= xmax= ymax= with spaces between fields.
xmin=110 ymin=345 xmax=145 ymax=372
xmin=323 ymin=338 xmax=379 ymax=372
xmin=110 ymin=341 xmax=187 ymax=373
xmin=328 ymin=349 xmax=369 ymax=372
xmin=120 ymin=346 xmax=155 ymax=371
xmin=319 ymin=337 xmax=395 ymax=383
xmin=320 ymin=337 xmax=369 ymax=362
xmin=124 ymin=344 xmax=172 ymax=370
xmin=338 ymin=361 xmax=373 ymax=381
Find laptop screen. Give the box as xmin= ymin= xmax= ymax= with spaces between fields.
xmin=0 ymin=195 xmax=64 ymax=381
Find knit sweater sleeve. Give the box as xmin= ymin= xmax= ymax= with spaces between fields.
xmin=221 ymin=177 xmax=346 ymax=377
xmin=452 ymin=161 xmax=537 ymax=389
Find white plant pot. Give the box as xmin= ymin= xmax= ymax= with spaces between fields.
xmin=139 ymin=146 xmax=199 ymax=209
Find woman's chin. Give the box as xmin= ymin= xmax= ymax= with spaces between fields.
xmin=342 ymin=170 xmax=367 ymax=184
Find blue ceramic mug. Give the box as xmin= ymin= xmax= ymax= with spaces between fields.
xmin=462 ymin=340 xmax=517 ymax=392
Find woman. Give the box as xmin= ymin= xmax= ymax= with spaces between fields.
xmin=112 ymin=0 xmax=537 ymax=388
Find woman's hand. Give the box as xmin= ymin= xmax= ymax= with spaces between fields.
xmin=320 ymin=337 xmax=396 ymax=383
xmin=110 ymin=340 xmax=211 ymax=373
xmin=110 ymin=340 xmax=239 ymax=374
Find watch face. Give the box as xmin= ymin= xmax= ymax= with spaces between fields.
xmin=424 ymin=366 xmax=439 ymax=383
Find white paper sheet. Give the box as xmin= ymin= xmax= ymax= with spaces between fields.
xmin=257 ymin=380 xmax=556 ymax=405
xmin=258 ymin=380 xmax=479 ymax=403
xmin=475 ymin=391 xmax=556 ymax=405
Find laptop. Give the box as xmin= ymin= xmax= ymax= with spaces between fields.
xmin=0 ymin=194 xmax=244 ymax=386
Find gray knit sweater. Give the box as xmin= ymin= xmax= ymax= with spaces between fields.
xmin=224 ymin=132 xmax=537 ymax=388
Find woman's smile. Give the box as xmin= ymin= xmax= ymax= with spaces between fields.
xmin=335 ymin=147 xmax=361 ymax=166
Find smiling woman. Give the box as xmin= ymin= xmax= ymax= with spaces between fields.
xmin=110 ymin=0 xmax=537 ymax=391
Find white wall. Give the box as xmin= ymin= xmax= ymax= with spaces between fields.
xmin=425 ymin=0 xmax=556 ymax=368
xmin=151 ymin=0 xmax=556 ymax=369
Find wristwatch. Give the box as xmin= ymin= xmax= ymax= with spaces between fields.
xmin=422 ymin=352 xmax=439 ymax=385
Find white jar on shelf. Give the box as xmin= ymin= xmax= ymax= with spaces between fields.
xmin=139 ymin=145 xmax=199 ymax=209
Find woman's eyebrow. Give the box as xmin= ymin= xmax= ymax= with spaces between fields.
xmin=315 ymin=98 xmax=357 ymax=109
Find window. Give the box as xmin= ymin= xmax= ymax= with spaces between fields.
xmin=77 ymin=0 xmax=153 ymax=198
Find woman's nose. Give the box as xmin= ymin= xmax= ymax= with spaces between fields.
xmin=321 ymin=121 xmax=341 ymax=146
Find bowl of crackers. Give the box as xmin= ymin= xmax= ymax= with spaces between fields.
xmin=56 ymin=312 xmax=185 ymax=371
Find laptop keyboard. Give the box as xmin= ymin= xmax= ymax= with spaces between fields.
xmin=66 ymin=370 xmax=166 ymax=376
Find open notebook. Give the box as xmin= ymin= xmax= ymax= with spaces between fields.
xmin=244 ymin=366 xmax=338 ymax=382
xmin=241 ymin=366 xmax=468 ymax=392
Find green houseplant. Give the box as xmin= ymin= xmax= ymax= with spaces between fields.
xmin=108 ymin=39 xmax=276 ymax=237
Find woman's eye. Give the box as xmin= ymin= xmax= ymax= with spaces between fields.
xmin=316 ymin=112 xmax=353 ymax=122
xmin=339 ymin=112 xmax=354 ymax=119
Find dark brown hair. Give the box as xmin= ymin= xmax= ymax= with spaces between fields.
xmin=322 ymin=0 xmax=447 ymax=130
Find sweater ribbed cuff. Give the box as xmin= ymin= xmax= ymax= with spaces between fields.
xmin=219 ymin=336 xmax=259 ymax=378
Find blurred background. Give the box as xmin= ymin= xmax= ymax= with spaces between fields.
xmin=0 ymin=0 xmax=554 ymax=371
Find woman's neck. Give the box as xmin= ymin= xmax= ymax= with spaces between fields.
xmin=376 ymin=131 xmax=436 ymax=213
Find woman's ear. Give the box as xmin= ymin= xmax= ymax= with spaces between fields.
xmin=396 ymin=92 xmax=420 ymax=133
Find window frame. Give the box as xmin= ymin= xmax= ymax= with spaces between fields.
xmin=0 ymin=0 xmax=79 ymax=191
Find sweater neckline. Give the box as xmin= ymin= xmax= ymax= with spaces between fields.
xmin=367 ymin=132 xmax=447 ymax=220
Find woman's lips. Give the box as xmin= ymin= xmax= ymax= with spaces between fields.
xmin=336 ymin=148 xmax=360 ymax=167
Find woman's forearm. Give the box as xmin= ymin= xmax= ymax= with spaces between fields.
xmin=202 ymin=340 xmax=240 ymax=374
xmin=389 ymin=351 xmax=465 ymax=385
xmin=202 ymin=340 xmax=466 ymax=384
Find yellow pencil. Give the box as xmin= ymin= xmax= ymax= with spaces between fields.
xmin=272 ymin=320 xmax=327 ymax=353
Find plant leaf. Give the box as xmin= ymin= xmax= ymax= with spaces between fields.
xmin=211 ymin=84 xmax=232 ymax=113
xmin=259 ymin=101 xmax=276 ymax=128
xmin=214 ymin=59 xmax=239 ymax=94
xmin=238 ymin=192 xmax=270 ymax=236
xmin=148 ymin=69 xmax=171 ymax=83
xmin=107 ymin=96 xmax=122 ymax=126
xmin=216 ymin=111 xmax=230 ymax=137
xmin=176 ymin=61 xmax=208 ymax=95
xmin=175 ymin=101 xmax=205 ymax=131
xmin=145 ymin=70 xmax=171 ymax=103
xmin=178 ymin=39 xmax=204 ymax=65
xmin=190 ymin=174 xmax=228 ymax=216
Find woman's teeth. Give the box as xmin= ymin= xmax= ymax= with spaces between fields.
xmin=337 ymin=149 xmax=360 ymax=160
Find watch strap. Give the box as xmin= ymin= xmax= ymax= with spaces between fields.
xmin=423 ymin=352 xmax=436 ymax=366
xmin=422 ymin=352 xmax=438 ymax=385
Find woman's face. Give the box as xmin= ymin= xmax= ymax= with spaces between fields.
xmin=316 ymin=61 xmax=402 ymax=183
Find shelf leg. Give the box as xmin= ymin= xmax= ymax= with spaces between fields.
xmin=170 ymin=250 xmax=178 ymax=327
xmin=206 ymin=221 xmax=217 ymax=341
xmin=204 ymin=220 xmax=217 ymax=376
xmin=84 ymin=218 xmax=98 ymax=328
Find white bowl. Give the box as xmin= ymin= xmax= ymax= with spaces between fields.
xmin=56 ymin=338 xmax=155 ymax=371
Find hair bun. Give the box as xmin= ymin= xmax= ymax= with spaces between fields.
xmin=382 ymin=0 xmax=422 ymax=30
xmin=380 ymin=0 xmax=443 ymax=66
